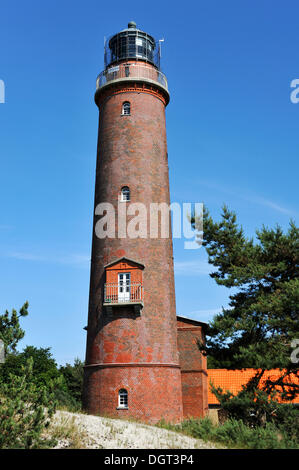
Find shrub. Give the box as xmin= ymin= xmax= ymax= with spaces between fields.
xmin=59 ymin=358 xmax=84 ymax=411
xmin=181 ymin=417 xmax=215 ymax=440
xmin=0 ymin=358 xmax=57 ymax=449
xmin=0 ymin=347 xmax=83 ymax=412
xmin=157 ymin=416 xmax=298 ymax=449
xmin=211 ymin=379 xmax=299 ymax=442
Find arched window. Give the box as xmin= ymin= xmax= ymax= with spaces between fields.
xmin=118 ymin=389 xmax=128 ymax=408
xmin=122 ymin=101 xmax=131 ymax=115
xmin=121 ymin=186 xmax=130 ymax=201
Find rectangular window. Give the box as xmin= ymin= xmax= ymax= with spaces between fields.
xmin=118 ymin=273 xmax=130 ymax=302
xmin=121 ymin=186 xmax=130 ymax=199
xmin=119 ymin=394 xmax=128 ymax=407
xmin=118 ymin=389 xmax=128 ymax=409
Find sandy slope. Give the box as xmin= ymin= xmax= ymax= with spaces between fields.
xmin=51 ymin=410 xmax=219 ymax=449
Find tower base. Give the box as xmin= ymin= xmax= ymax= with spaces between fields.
xmin=83 ymin=364 xmax=183 ymax=424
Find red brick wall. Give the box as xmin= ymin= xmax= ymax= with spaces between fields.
xmin=106 ymin=259 xmax=143 ymax=285
xmin=83 ymin=63 xmax=183 ymax=424
xmin=177 ymin=320 xmax=208 ymax=419
xmin=84 ymin=365 xmax=182 ymax=423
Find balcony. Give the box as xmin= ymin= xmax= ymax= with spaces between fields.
xmin=103 ymin=282 xmax=144 ymax=314
xmin=96 ymin=63 xmax=169 ymax=97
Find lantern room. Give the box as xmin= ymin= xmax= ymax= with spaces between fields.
xmin=103 ymin=257 xmax=144 ymax=314
xmin=104 ymin=21 xmax=160 ymax=69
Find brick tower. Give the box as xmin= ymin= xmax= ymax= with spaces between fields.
xmin=83 ymin=22 xmax=183 ymax=424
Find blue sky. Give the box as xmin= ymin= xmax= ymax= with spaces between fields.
xmin=0 ymin=1 xmax=298 ymax=365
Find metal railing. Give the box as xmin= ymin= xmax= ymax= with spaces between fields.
xmin=104 ymin=282 xmax=143 ymax=304
xmin=96 ymin=63 xmax=168 ymax=91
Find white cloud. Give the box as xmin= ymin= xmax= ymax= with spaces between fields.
xmin=179 ymin=308 xmax=222 ymax=323
xmin=198 ymin=179 xmax=297 ymax=217
xmin=249 ymin=196 xmax=296 ymax=216
xmin=189 ymin=308 xmax=222 ymax=316
xmin=58 ymin=254 xmax=90 ymax=266
xmin=174 ymin=259 xmax=212 ymax=276
xmin=4 ymin=251 xmax=90 ymax=267
xmin=8 ymin=252 xmax=46 ymax=261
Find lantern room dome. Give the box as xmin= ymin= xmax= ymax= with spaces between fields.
xmin=105 ymin=22 xmax=159 ymax=68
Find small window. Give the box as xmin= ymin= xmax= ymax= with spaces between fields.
xmin=122 ymin=101 xmax=130 ymax=115
xmin=118 ymin=389 xmax=128 ymax=409
xmin=121 ymin=186 xmax=130 ymax=201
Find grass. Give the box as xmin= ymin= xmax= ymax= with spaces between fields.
xmin=156 ymin=416 xmax=299 ymax=449
xmin=44 ymin=409 xmax=212 ymax=449
xmin=42 ymin=407 xmax=298 ymax=449
xmin=44 ymin=413 xmax=89 ymax=449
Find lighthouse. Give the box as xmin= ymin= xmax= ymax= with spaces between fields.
xmin=82 ymin=21 xmax=183 ymax=423
xmin=83 ymin=22 xmax=208 ymax=424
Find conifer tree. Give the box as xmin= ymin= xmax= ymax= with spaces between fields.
xmin=0 ymin=303 xmax=57 ymax=448
xmin=0 ymin=302 xmax=28 ymax=354
xmin=192 ymin=206 xmax=299 ymax=402
xmin=0 ymin=357 xmax=56 ymax=448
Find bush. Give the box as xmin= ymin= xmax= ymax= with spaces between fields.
xmin=0 ymin=347 xmax=83 ymax=412
xmin=212 ymin=419 xmax=288 ymax=449
xmin=59 ymin=358 xmax=84 ymax=411
xmin=211 ymin=379 xmax=299 ymax=442
xmin=157 ymin=416 xmax=298 ymax=449
xmin=0 ymin=358 xmax=57 ymax=448
xmin=274 ymin=404 xmax=299 ymax=443
xmin=181 ymin=417 xmax=215 ymax=440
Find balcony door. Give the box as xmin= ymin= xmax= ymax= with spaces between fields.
xmin=118 ymin=272 xmax=130 ymax=302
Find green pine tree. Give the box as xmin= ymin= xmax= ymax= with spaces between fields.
xmin=0 ymin=357 xmax=56 ymax=448
xmin=0 ymin=302 xmax=28 ymax=354
xmin=192 ymin=205 xmax=299 ymax=403
xmin=0 ymin=303 xmax=57 ymax=448
xmin=59 ymin=358 xmax=84 ymax=408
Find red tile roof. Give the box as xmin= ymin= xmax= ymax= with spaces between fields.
xmin=208 ymin=369 xmax=299 ymax=404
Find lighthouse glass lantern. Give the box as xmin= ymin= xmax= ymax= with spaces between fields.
xmin=104 ymin=21 xmax=159 ymax=68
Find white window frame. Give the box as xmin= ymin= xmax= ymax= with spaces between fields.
xmin=118 ymin=272 xmax=130 ymax=302
xmin=118 ymin=389 xmax=128 ymax=409
xmin=122 ymin=101 xmax=131 ymax=115
xmin=121 ymin=186 xmax=130 ymax=202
